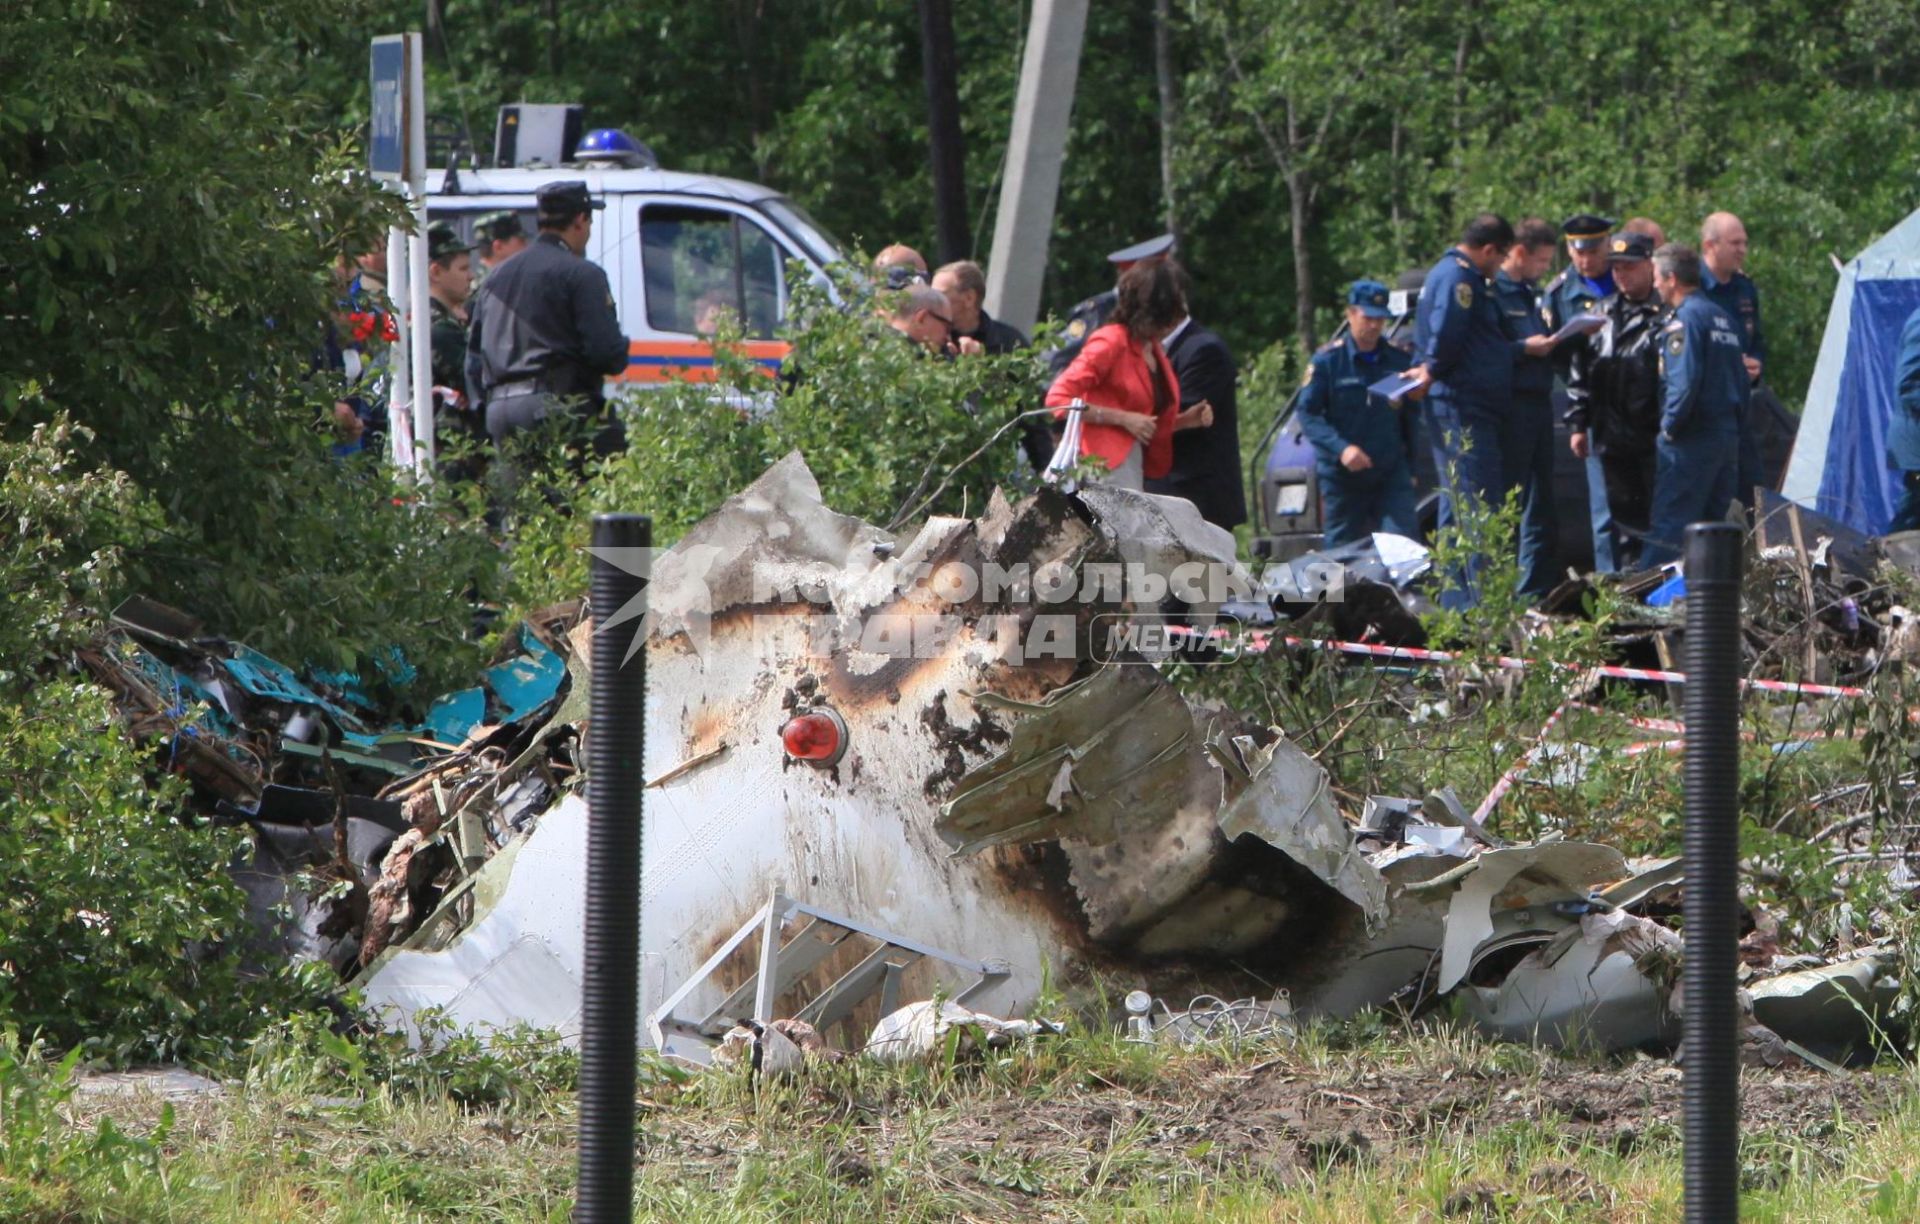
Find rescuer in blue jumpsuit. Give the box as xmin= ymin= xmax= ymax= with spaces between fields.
xmin=1297 ymin=280 xmax=1420 ymax=545
xmin=1491 ymin=218 xmax=1566 ymax=598
xmin=1640 ymin=243 xmax=1751 ymax=568
xmin=1890 ymin=306 xmax=1920 ymax=534
xmin=1413 ymin=213 xmax=1555 ymax=606
xmin=1543 ymin=214 xmax=1621 ymax=571
xmin=1700 ymin=211 xmax=1766 ymax=508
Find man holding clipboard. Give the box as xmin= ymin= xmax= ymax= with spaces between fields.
xmin=1296 ymin=280 xmax=1424 ymax=545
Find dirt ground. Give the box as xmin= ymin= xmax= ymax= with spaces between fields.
xmin=946 ymin=1056 xmax=1887 ymax=1174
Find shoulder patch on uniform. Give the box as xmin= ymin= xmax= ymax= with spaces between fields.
xmin=1453 ymin=281 xmax=1473 ymax=309
xmin=1546 ymin=270 xmax=1569 ymax=291
xmin=1066 ymin=319 xmax=1087 ymax=340
xmin=1668 ymin=331 xmax=1685 ymax=355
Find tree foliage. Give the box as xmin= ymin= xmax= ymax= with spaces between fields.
xmin=293 ymin=0 xmax=1920 ymax=415
xmin=504 ymin=272 xmax=1047 ymax=608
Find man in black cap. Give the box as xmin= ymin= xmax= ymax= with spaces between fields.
xmin=472 ymin=211 xmax=529 ymax=289
xmin=466 ymin=180 xmax=629 ymax=460
xmin=1047 ymin=233 xmax=1174 ymax=374
xmin=1542 ymin=214 xmax=1617 ymax=361
xmin=425 ymin=224 xmax=483 ymax=475
xmin=1565 ymin=231 xmax=1666 ymax=569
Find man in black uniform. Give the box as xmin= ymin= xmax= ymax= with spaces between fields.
xmin=466 ymin=181 xmax=629 ymax=459
xmin=1048 ymin=233 xmax=1174 ymax=373
xmin=1145 ymin=264 xmax=1245 ymax=531
xmin=1565 ymin=232 xmax=1665 ymax=569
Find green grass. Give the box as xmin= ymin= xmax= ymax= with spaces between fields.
xmin=6 ymin=1018 xmax=1918 ymax=1222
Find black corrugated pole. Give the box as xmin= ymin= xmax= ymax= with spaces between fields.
xmin=577 ymin=513 xmax=650 ymax=1222
xmin=1683 ymin=522 xmax=1742 ymax=1224
xmin=918 ymin=0 xmax=970 ymax=264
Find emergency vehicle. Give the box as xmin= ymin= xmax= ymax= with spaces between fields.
xmin=425 ymin=123 xmax=847 ymax=394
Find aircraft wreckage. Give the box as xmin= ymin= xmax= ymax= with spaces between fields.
xmin=82 ymin=454 xmax=1910 ymax=1065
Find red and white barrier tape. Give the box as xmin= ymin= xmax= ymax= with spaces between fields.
xmin=1170 ymin=626 xmax=1871 ymax=700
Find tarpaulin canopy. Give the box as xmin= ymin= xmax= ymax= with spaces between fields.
xmin=1783 ymin=209 xmax=1920 ymax=534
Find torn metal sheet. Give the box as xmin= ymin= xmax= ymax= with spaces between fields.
xmin=483 ymin=628 xmax=566 ymax=723
xmin=1458 ymin=910 xmax=1681 ymax=1051
xmin=1426 ymin=842 xmax=1628 ymax=994
xmin=421 ymin=687 xmax=486 ymax=746
xmin=1747 ymin=948 xmax=1899 ymax=1065
xmin=1073 ymin=484 xmax=1249 ymax=620
xmin=358 ymin=795 xmax=594 ymax=1042
xmin=937 ymin=665 xmax=1195 ymax=856
xmin=1214 ymin=734 xmax=1387 ymax=924
xmin=644 ymin=450 xmax=895 ymax=649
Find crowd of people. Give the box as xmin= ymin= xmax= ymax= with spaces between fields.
xmin=1300 ymin=210 xmax=1770 ymax=604
xmin=320 ymin=184 xmax=1809 ymax=599
xmin=872 ymin=234 xmax=1249 ymax=534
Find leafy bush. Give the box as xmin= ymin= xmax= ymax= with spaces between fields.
xmin=0 ymin=1038 xmax=170 ymax=1212
xmin=502 ymin=269 xmax=1049 ymax=610
xmin=0 ymin=421 xmax=326 ymax=1062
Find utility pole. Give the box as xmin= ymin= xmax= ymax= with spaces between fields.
xmin=1153 ymin=0 xmax=1181 ymax=247
xmin=984 ymin=0 xmax=1090 ymax=336
xmin=918 ymin=0 xmax=970 ymax=264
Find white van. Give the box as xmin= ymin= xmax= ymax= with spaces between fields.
xmin=425 ymin=166 xmax=846 ymax=393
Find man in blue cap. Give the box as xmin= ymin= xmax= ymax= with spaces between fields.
xmin=1048 ymin=234 xmax=1174 ymax=374
xmin=1297 ymin=279 xmax=1420 ymax=544
xmin=1492 ymin=217 xmax=1565 ymax=597
xmin=1890 ymin=305 xmax=1920 ymax=533
xmin=1640 ymin=243 xmax=1750 ymax=568
xmin=466 ymin=180 xmax=629 ymax=460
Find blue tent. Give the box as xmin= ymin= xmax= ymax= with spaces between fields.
xmin=1782 ymin=211 xmax=1920 ymax=534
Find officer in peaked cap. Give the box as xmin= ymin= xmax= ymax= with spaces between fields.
xmin=1565 ymin=230 xmax=1667 ymax=570
xmin=1297 ymin=279 xmax=1422 ymax=545
xmin=1543 ymin=213 xmax=1618 ymax=369
xmin=466 ymin=180 xmax=627 ymax=472
xmin=1047 ymin=233 xmax=1175 ymax=374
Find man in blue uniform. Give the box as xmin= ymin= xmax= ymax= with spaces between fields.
xmin=1543 ymin=214 xmax=1620 ymax=570
xmin=1492 ymin=218 xmax=1564 ymax=597
xmin=1891 ymin=306 xmax=1920 ymax=533
xmin=1413 ymin=214 xmax=1556 ymax=604
xmin=1700 ymin=212 xmax=1765 ymax=507
xmin=1298 ymin=280 xmax=1420 ymax=544
xmin=1542 ymin=214 xmax=1618 ymax=352
xmin=1048 ymin=234 xmax=1174 ymax=374
xmin=1640 ymin=244 xmax=1751 ymax=568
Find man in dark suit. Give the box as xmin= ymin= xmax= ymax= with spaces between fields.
xmin=1145 ymin=265 xmax=1246 ymax=531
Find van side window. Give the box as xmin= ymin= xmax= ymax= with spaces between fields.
xmin=639 ymin=205 xmax=784 ymax=339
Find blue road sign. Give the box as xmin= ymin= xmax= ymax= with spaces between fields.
xmin=369 ymin=36 xmax=406 ymax=180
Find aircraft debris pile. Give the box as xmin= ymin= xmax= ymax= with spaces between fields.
xmin=73 ymin=454 xmax=1918 ymax=1068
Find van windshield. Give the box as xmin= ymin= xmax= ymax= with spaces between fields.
xmin=757 ymin=197 xmax=845 ymax=269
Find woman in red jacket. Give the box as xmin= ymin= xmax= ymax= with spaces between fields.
xmin=1045 ymin=261 xmax=1213 ymax=488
